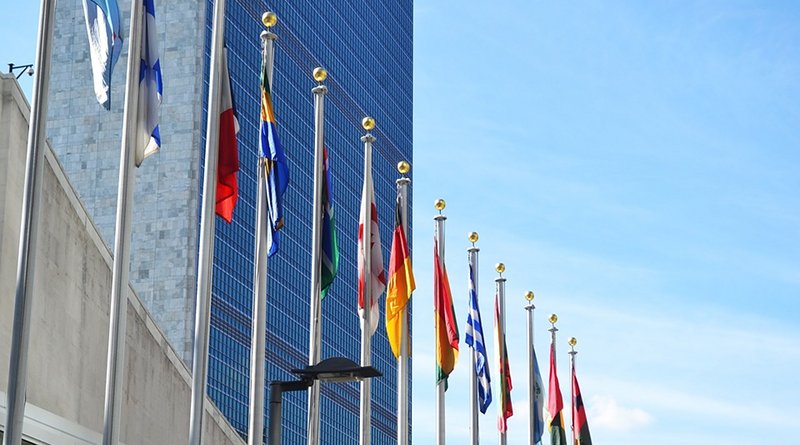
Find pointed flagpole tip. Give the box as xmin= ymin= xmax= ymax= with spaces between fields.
xmin=362 ymin=116 xmax=376 ymax=131
xmin=397 ymin=160 xmax=410 ymax=174
xmin=495 ymin=262 xmax=505 ymax=274
xmin=312 ymin=67 xmax=328 ymax=82
xmin=434 ymin=199 xmax=446 ymax=211
xmin=549 ymin=313 xmax=558 ymax=324
xmin=468 ymin=231 xmax=479 ymax=244
xmin=262 ymin=12 xmax=278 ymax=27
xmin=525 ymin=290 xmax=534 ymax=302
xmin=568 ymin=337 xmax=577 ymax=347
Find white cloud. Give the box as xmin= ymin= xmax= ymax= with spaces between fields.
xmin=588 ymin=395 xmax=654 ymax=432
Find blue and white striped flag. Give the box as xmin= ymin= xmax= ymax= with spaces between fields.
xmin=135 ymin=0 xmax=163 ymax=166
xmin=465 ymin=262 xmax=492 ymax=413
xmin=82 ymin=0 xmax=123 ymax=109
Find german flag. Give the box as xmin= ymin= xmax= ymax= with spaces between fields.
xmin=434 ymin=238 xmax=458 ymax=387
xmin=572 ymin=368 xmax=593 ymax=445
xmin=385 ymin=196 xmax=415 ymax=358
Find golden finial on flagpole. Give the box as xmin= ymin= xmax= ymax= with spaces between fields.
xmin=312 ymin=67 xmax=328 ymax=83
xmin=495 ymin=262 xmax=505 ymax=276
xmin=434 ymin=199 xmax=446 ymax=213
xmin=397 ymin=161 xmax=410 ymax=174
xmin=262 ymin=11 xmax=277 ymax=27
xmin=362 ymin=116 xmax=376 ymax=131
xmin=525 ymin=290 xmax=534 ymax=302
xmin=468 ymin=231 xmax=479 ymax=246
xmin=568 ymin=337 xmax=577 ymax=347
xmin=549 ymin=313 xmax=558 ymax=325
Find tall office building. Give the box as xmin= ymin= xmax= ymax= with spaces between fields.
xmin=46 ymin=0 xmax=412 ymax=443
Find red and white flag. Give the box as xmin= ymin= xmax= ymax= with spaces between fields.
xmin=357 ymin=158 xmax=386 ymax=336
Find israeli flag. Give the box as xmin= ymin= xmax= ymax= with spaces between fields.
xmin=82 ymin=0 xmax=123 ymax=109
xmin=135 ymin=0 xmax=163 ymax=166
xmin=465 ymin=263 xmax=492 ymax=413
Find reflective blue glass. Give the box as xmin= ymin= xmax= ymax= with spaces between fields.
xmin=200 ymin=1 xmax=413 ymax=443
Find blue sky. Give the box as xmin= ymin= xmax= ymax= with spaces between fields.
xmin=3 ymin=1 xmax=800 ymax=444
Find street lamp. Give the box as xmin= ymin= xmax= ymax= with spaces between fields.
xmin=267 ymin=356 xmax=381 ymax=445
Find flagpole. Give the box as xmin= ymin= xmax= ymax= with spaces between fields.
xmin=395 ymin=161 xmax=411 ymax=445
xmin=359 ymin=117 xmax=377 ymax=445
xmin=568 ymin=337 xmax=577 ymax=445
xmin=99 ymin=0 xmax=149 ymax=442
xmin=548 ymin=314 xmax=560 ymax=445
xmin=467 ymin=235 xmax=480 ymax=445
xmin=188 ymin=0 xmax=227 ymax=442
xmin=524 ymin=291 xmax=536 ymax=445
xmin=247 ymin=13 xmax=277 ymax=445
xmin=433 ymin=200 xmax=447 ymax=445
xmin=495 ymin=264 xmax=508 ymax=445
xmin=2 ymin=1 xmax=56 ymax=444
xmin=306 ymin=66 xmax=328 ymax=445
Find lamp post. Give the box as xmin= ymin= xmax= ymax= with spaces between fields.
xmin=268 ymin=357 xmax=382 ymax=445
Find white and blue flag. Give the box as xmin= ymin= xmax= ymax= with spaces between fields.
xmin=465 ymin=263 xmax=492 ymax=413
xmin=135 ymin=0 xmax=163 ymax=166
xmin=82 ymin=0 xmax=123 ymax=109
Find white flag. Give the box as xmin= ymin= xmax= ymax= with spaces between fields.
xmin=82 ymin=0 xmax=123 ymax=109
xmin=357 ymin=157 xmax=386 ymax=336
xmin=135 ymin=0 xmax=162 ymax=166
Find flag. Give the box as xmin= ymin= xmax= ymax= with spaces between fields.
xmin=433 ymin=239 xmax=458 ymax=387
xmin=533 ymin=349 xmax=545 ymax=444
xmin=320 ymin=146 xmax=339 ymax=298
xmin=465 ymin=262 xmax=491 ymax=413
xmin=385 ymin=195 xmax=415 ymax=358
xmin=215 ymin=47 xmax=239 ymax=223
xmin=572 ymin=367 xmax=593 ymax=445
xmin=135 ymin=0 xmax=162 ymax=166
xmin=494 ymin=292 xmax=513 ymax=432
xmin=82 ymin=0 xmax=122 ymax=109
xmin=547 ymin=340 xmax=568 ymax=445
xmin=357 ymin=158 xmax=385 ymax=336
xmin=259 ymin=38 xmax=289 ymax=257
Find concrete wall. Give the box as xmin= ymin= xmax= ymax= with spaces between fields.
xmin=0 ymin=74 xmax=243 ymax=445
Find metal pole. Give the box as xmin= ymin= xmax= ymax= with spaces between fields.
xmin=495 ymin=274 xmax=507 ymax=445
xmin=306 ymin=74 xmax=327 ymax=445
xmin=395 ymin=172 xmax=410 ymax=445
xmin=434 ymin=213 xmax=446 ymax=445
xmin=525 ymin=295 xmax=535 ymax=445
xmin=188 ymin=0 xmax=226 ymax=443
xmin=569 ymin=342 xmax=577 ymax=445
xmin=2 ymin=1 xmax=56 ymax=444
xmin=100 ymin=1 xmax=145 ymax=443
xmin=266 ymin=382 xmax=283 ymax=445
xmin=359 ymin=131 xmax=376 ymax=445
xmin=247 ymin=28 xmax=276 ymax=445
xmin=468 ymin=247 xmax=480 ymax=445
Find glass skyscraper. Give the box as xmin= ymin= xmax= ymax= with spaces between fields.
xmin=46 ymin=0 xmax=412 ymax=443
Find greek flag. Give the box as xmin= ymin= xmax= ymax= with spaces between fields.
xmin=82 ymin=0 xmax=123 ymax=109
xmin=135 ymin=0 xmax=162 ymax=166
xmin=465 ymin=262 xmax=492 ymax=413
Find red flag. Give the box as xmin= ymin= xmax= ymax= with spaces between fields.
xmin=215 ymin=47 xmax=239 ymax=223
xmin=572 ymin=367 xmax=593 ymax=445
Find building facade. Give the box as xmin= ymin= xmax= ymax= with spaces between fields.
xmin=46 ymin=1 xmax=412 ymax=443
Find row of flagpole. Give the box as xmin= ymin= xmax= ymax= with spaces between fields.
xmin=431 ymin=203 xmax=595 ymax=445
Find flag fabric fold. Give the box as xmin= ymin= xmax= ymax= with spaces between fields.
xmin=465 ymin=263 xmax=491 ymax=413
xmin=82 ymin=0 xmax=123 ymax=109
xmin=572 ymin=367 xmax=593 ymax=445
xmin=259 ymin=40 xmax=289 ymax=257
xmin=320 ymin=146 xmax=339 ymax=298
xmin=385 ymin=195 xmax=415 ymax=357
xmin=135 ymin=0 xmax=162 ymax=166
xmin=548 ymin=340 xmax=568 ymax=445
xmin=494 ymin=292 xmax=513 ymax=432
xmin=433 ymin=239 xmax=458 ymax=388
xmin=533 ymin=349 xmax=545 ymax=444
xmin=357 ymin=159 xmax=386 ymax=335
xmin=215 ymin=47 xmax=239 ymax=223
